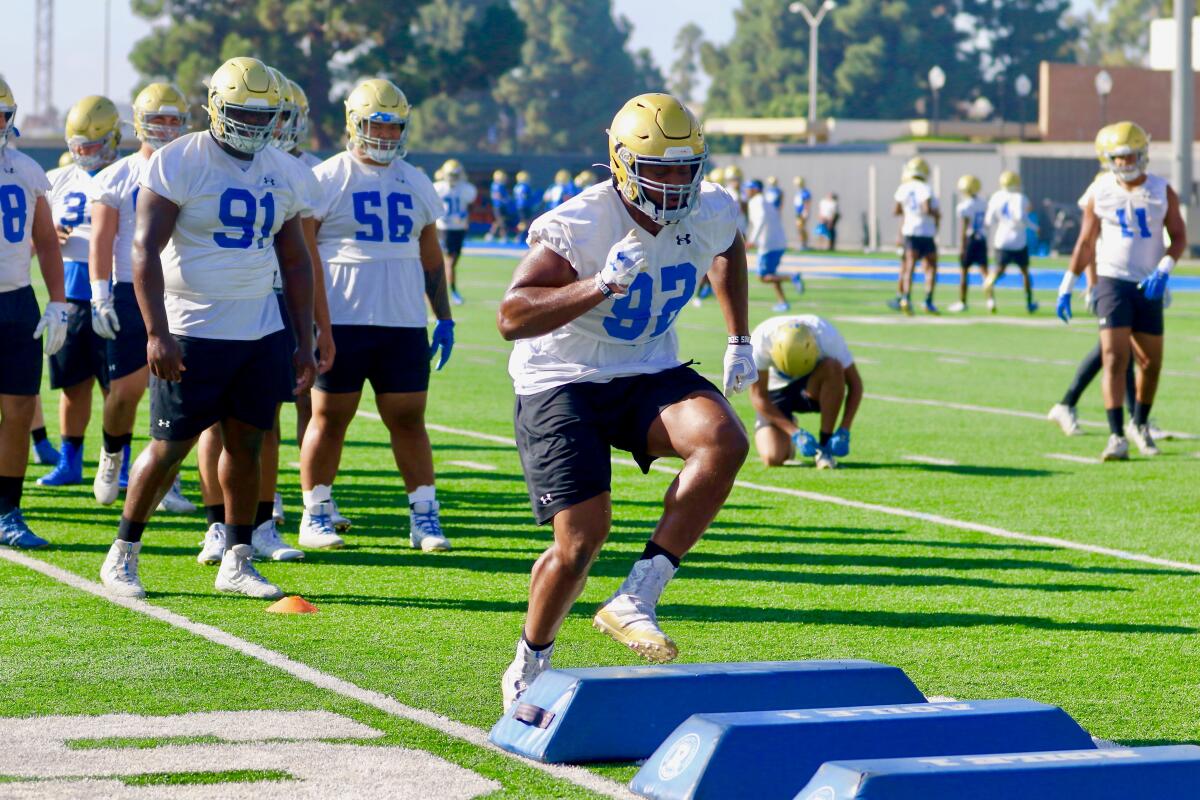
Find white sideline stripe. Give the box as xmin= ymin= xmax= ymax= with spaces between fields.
xmin=447 ymin=460 xmax=498 ymax=472
xmin=902 ymin=454 xmax=959 ymax=466
xmin=0 ymin=549 xmax=636 ymax=800
xmin=1046 ymin=453 xmax=1101 ymax=465
xmin=415 ymin=419 xmax=1200 ymax=575
xmin=936 ymin=357 xmax=969 ymax=365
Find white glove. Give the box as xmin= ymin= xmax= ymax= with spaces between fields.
xmin=34 ymin=301 xmax=70 ymax=356
xmin=599 ymin=229 xmax=647 ymax=294
xmin=723 ymin=342 xmax=756 ymax=397
xmin=90 ymin=279 xmax=120 ymax=340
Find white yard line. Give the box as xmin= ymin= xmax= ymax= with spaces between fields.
xmin=902 ymin=455 xmax=959 ymax=466
xmin=0 ymin=550 xmax=636 ymax=800
xmin=936 ymin=357 xmax=969 ymax=365
xmin=447 ymin=460 xmax=499 ymax=472
xmin=1045 ymin=453 xmax=1102 ymax=465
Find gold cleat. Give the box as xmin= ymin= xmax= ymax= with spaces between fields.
xmin=593 ymin=596 xmax=679 ymax=663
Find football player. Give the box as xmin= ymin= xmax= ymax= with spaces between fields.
xmin=282 ymin=78 xmax=321 ymax=168
xmin=0 ymin=77 xmax=70 ymax=547
xmin=949 ymin=174 xmax=987 ymax=313
xmin=496 ymin=93 xmax=751 ymax=710
xmin=1056 ymin=121 xmax=1185 ymax=461
xmin=487 ymin=169 xmax=511 ymax=242
xmin=984 ymin=170 xmax=1037 ymax=313
xmin=38 ymin=95 xmax=122 ymax=488
xmin=434 ymin=158 xmax=478 ymax=305
xmin=763 ymin=175 xmax=783 ymax=209
xmin=890 ymin=157 xmax=940 ymax=314
xmin=99 ymin=57 xmax=315 ymax=599
xmin=745 ymin=179 xmax=801 ymax=311
xmin=575 ymin=169 xmax=599 ymax=189
xmin=793 ymin=176 xmax=811 ymax=249
xmin=299 ymin=77 xmax=454 ymax=553
xmin=513 ymin=170 xmax=536 ymax=236
xmin=88 ymin=82 xmax=195 ymax=512
xmin=541 ymin=169 xmax=576 ymax=211
xmin=749 ymin=316 xmax=861 ymax=470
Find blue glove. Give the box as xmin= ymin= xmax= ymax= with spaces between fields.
xmin=1140 ymin=270 xmax=1169 ymax=301
xmin=429 ymin=319 xmax=454 ymax=371
xmin=1055 ymin=293 xmax=1072 ymax=324
xmin=791 ymin=429 xmax=817 ymax=458
xmin=829 ymin=427 xmax=851 ymax=457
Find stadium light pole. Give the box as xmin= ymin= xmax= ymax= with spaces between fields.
xmin=1172 ymin=0 xmax=1194 ymax=222
xmin=789 ymin=0 xmax=837 ymax=146
xmin=1094 ymin=69 xmax=1113 ymax=128
xmin=928 ymin=65 xmax=946 ymax=137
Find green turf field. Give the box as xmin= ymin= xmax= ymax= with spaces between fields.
xmin=3 ymin=253 xmax=1198 ymax=797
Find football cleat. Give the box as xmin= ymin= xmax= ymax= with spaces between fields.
xmin=100 ymin=539 xmax=145 ymax=598
xmin=815 ymin=449 xmax=839 ymax=470
xmin=118 ymin=443 xmax=130 ymax=490
xmin=37 ymin=439 xmax=83 ymax=486
xmin=251 ymin=519 xmax=304 ymax=562
xmin=886 ymin=296 xmax=902 ymax=311
xmin=501 ymin=639 xmax=554 ymax=712
xmin=330 ymin=498 xmax=352 ymax=532
xmin=410 ymin=500 xmax=450 ymax=552
xmin=215 ymin=543 xmax=283 ymax=599
xmin=93 ymin=448 xmax=124 ymax=505
xmin=1047 ymin=404 xmax=1082 ymax=436
xmin=986 ymin=297 xmax=997 ymax=313
xmin=690 ymin=296 xmax=703 ymax=308
xmin=791 ymin=272 xmax=805 ymax=294
xmin=947 ymin=301 xmax=967 ymax=313
xmin=450 ymin=289 xmax=464 ymax=306
xmin=157 ymin=475 xmax=196 ymax=513
xmin=272 ymin=491 xmax=285 ymax=525
xmin=1147 ymin=419 xmax=1170 ymax=441
xmin=924 ymin=297 xmax=939 ymax=315
xmin=0 ymin=509 xmax=49 ymax=549
xmin=593 ymin=555 xmax=678 ymax=663
xmin=197 ymin=523 xmax=226 ymax=565
xmin=1125 ymin=421 xmax=1160 ymax=457
xmin=698 ymin=283 xmax=713 ymax=300
xmin=1101 ymin=434 xmax=1129 ymax=462
xmin=900 ymin=296 xmax=913 ymax=316
xmin=1027 ymin=300 xmax=1040 ymax=314
xmin=32 ymin=438 xmax=59 ymax=466
xmin=299 ymin=502 xmax=345 ymax=549
xmin=771 ymin=300 xmax=791 ymax=313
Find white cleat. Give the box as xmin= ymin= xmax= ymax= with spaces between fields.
xmin=410 ymin=500 xmax=451 ymax=552
xmin=593 ymin=555 xmax=678 ymax=663
xmin=197 ymin=523 xmax=226 ymax=565
xmin=1101 ymin=434 xmax=1130 ymax=462
xmin=251 ymin=519 xmax=304 ymax=562
xmin=947 ymin=301 xmax=967 ymax=313
xmin=330 ymin=498 xmax=352 ymax=532
xmin=815 ymin=449 xmax=838 ymax=470
xmin=157 ymin=476 xmax=196 ymax=513
xmin=985 ymin=297 xmax=997 ymax=313
xmin=272 ymin=492 xmax=285 ymax=525
xmin=215 ymin=543 xmax=283 ymax=599
xmin=93 ymin=448 xmax=124 ymax=506
xmin=1125 ymin=421 xmax=1160 ymax=456
xmin=299 ymin=502 xmax=345 ymax=549
xmin=501 ymin=639 xmax=554 ymax=713
xmin=100 ymin=539 xmax=146 ymax=599
xmin=1047 ymin=403 xmax=1082 ymax=436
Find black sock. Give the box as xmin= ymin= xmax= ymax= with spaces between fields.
xmin=1062 ymin=344 xmax=1103 ymax=407
xmin=117 ymin=516 xmax=146 ymax=543
xmin=1134 ymin=402 xmax=1152 ymax=427
xmin=102 ymin=430 xmax=132 ymax=455
xmin=641 ymin=540 xmax=681 ymax=569
xmin=228 ymin=523 xmax=254 ymax=546
xmin=205 ymin=504 xmax=225 ymax=525
xmin=254 ymin=500 xmax=274 ymax=528
xmin=1106 ymin=407 xmax=1124 ymax=436
xmin=30 ymin=427 xmax=48 ymax=445
xmin=819 ymin=431 xmax=833 ymax=448
xmin=0 ymin=475 xmax=22 ymax=515
xmin=64 ymin=435 xmax=84 ymax=447
xmin=521 ymin=631 xmax=554 ymax=653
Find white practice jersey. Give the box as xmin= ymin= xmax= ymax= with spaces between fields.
xmin=91 ymin=152 xmax=150 ymax=284
xmin=751 ymin=315 xmax=854 ymax=391
xmin=956 ymin=197 xmax=987 ymax=241
xmin=142 ymin=131 xmax=311 ymax=340
xmin=510 ymin=181 xmax=739 ymax=396
xmin=894 ymin=179 xmax=938 ymax=237
xmin=746 ymin=193 xmax=787 ymax=253
xmin=433 ymin=178 xmax=477 ymax=231
xmin=313 ymin=152 xmax=442 ymax=327
xmin=0 ymin=148 xmax=51 ymax=293
xmin=295 ymin=151 xmax=322 ymax=169
xmin=1087 ymin=172 xmax=1170 ymax=283
xmin=47 ymin=163 xmax=98 ymax=263
xmin=986 ymin=190 xmax=1030 ymax=251
xmin=273 ymin=153 xmax=322 ymax=291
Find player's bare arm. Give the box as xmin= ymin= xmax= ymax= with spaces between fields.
xmin=419 ymin=223 xmax=452 ymax=321
xmin=1164 ymin=186 xmax=1187 ymax=260
xmin=497 ymin=244 xmax=608 ymax=340
xmin=31 ymin=196 xmax=66 ymax=302
xmin=1066 ymin=200 xmax=1100 ymax=278
xmin=708 ymin=231 xmax=750 ymax=337
xmin=841 ymin=363 xmax=864 ymax=429
xmin=303 ymin=217 xmax=335 ymax=374
xmin=131 ymin=188 xmax=182 ymax=381
xmin=273 ymin=213 xmax=316 ymax=393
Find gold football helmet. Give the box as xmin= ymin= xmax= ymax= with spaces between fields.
xmin=516 ymin=169 xmax=531 ymax=184
xmin=442 ymin=158 xmax=464 ymax=183
xmin=286 ymin=78 xmax=310 ymax=150
xmin=575 ymin=169 xmax=597 ymax=187
xmin=956 ymin=174 xmax=981 ymax=196
xmin=208 ymin=56 xmax=282 ymax=154
xmin=999 ymin=170 xmax=1021 ymax=190
xmin=0 ymin=77 xmax=17 ymax=151
xmin=608 ymin=93 xmax=707 ymax=225
xmin=794 ymin=176 xmax=806 ymax=188
xmin=57 ymin=151 xmax=73 ymax=168
xmin=267 ymin=67 xmax=296 ymax=148
xmin=345 ymin=78 xmax=410 ymax=164
xmin=902 ymin=156 xmax=930 ymax=182
xmin=1096 ymin=121 xmax=1149 ymax=182
xmin=554 ymin=168 xmax=572 ymax=185
xmin=722 ymin=164 xmax=742 ymax=186
xmin=492 ymin=169 xmax=508 ymax=183
xmin=133 ymin=82 xmax=188 ymax=150
xmin=770 ymin=321 xmax=819 ymax=379
xmin=65 ymin=95 xmax=121 ymax=171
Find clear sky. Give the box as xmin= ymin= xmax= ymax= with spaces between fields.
xmin=1 ymin=0 xmax=1103 ymax=114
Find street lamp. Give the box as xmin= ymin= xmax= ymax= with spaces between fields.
xmin=789 ymin=0 xmax=838 ymax=146
xmin=1094 ymin=69 xmax=1113 ymax=127
xmin=928 ymin=65 xmax=946 ymax=137
xmin=1014 ymin=73 xmax=1032 ymax=141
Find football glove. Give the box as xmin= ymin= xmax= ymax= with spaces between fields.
xmin=90 ymin=280 xmax=120 ymax=340
xmin=599 ymin=229 xmax=647 ymax=293
xmin=429 ymin=319 xmax=454 ymax=371
xmin=1055 ymin=270 xmax=1077 ymax=324
xmin=722 ymin=342 xmax=756 ymax=397
xmin=829 ymin=427 xmax=851 ymax=457
xmin=792 ymin=429 xmax=818 ymax=458
xmin=1140 ymin=257 xmax=1173 ymax=301
xmin=34 ymin=301 xmax=70 ymax=356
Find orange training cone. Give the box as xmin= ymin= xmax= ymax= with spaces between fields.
xmin=266 ymin=595 xmax=319 ymax=614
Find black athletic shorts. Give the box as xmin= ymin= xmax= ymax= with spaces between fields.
xmin=960 ymin=236 xmax=988 ymax=269
xmin=0 ymin=286 xmax=43 ymax=396
xmin=769 ymin=375 xmax=820 ymax=417
xmin=997 ymin=247 xmax=1030 ymax=270
xmin=443 ymin=229 xmax=467 ymax=257
xmin=316 ymin=324 xmax=430 ymax=395
xmin=514 ymin=364 xmax=719 ymax=525
xmin=148 ymin=330 xmax=291 ymax=441
xmin=1094 ymin=276 xmax=1164 ymax=335
xmin=106 ymin=282 xmax=148 ymax=381
xmin=275 ymin=292 xmax=297 ymax=404
xmin=49 ymin=299 xmax=109 ymax=390
xmin=905 ymin=236 xmax=937 ymax=259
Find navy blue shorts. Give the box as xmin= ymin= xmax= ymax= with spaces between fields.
xmin=0 ymin=286 xmax=42 ymax=396
xmin=906 ymin=236 xmax=937 ymax=260
xmin=49 ymin=300 xmax=109 ymax=390
xmin=106 ymin=282 xmax=148 ymax=381
xmin=316 ymin=325 xmax=430 ymax=395
xmin=757 ymin=249 xmax=785 ymax=277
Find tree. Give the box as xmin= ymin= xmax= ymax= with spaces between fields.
xmin=670 ymin=23 xmax=705 ymax=103
xmin=1073 ymin=0 xmax=1171 ymax=66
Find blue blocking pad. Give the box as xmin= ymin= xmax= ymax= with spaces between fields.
xmin=792 ymin=745 xmax=1200 ymax=800
xmin=488 ymin=660 xmax=926 ymax=763
xmin=631 ymin=699 xmax=1096 ymax=800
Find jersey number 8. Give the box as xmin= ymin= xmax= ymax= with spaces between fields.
xmin=0 ymin=185 xmax=27 ymax=244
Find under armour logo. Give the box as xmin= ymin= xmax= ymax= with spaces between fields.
xmin=261 ymin=176 xmax=278 ymax=186
xmin=539 ymin=493 xmax=553 ymax=505
xmin=156 ymin=419 xmax=171 ymax=428
xmin=2 ymin=167 xmax=14 ymax=174
xmin=676 ymin=234 xmax=692 ymax=245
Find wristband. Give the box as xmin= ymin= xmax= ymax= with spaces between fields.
xmin=90 ymin=279 xmax=112 ymax=301
xmin=1156 ymin=255 xmax=1176 ymax=275
xmin=727 ymin=335 xmax=751 ymax=345
xmin=594 ymin=272 xmax=614 ymax=298
xmin=1057 ymin=271 xmax=1077 ymax=296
